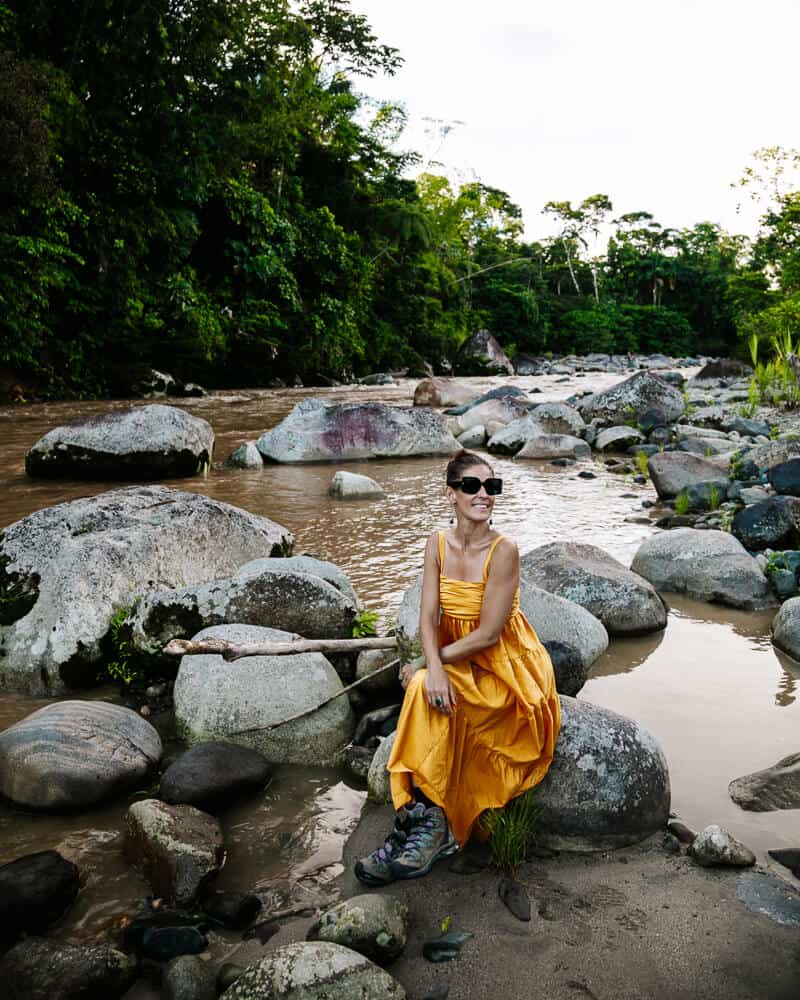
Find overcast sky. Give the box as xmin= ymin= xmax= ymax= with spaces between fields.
xmin=354 ymin=0 xmax=799 ymax=240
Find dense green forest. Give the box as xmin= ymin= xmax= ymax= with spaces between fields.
xmin=1 ymin=1 xmax=799 ymax=398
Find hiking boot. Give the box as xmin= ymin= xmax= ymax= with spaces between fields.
xmin=390 ymin=805 xmax=458 ymax=880
xmin=354 ymin=802 xmax=425 ymax=887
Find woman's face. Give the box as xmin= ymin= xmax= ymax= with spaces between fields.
xmin=446 ymin=463 xmax=496 ymax=526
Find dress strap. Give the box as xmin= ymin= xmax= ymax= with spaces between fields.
xmin=482 ymin=535 xmax=505 ymax=581
xmin=438 ymin=530 xmax=446 ymax=574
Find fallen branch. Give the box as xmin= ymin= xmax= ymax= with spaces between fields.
xmin=162 ymin=635 xmax=398 ymax=662
xmin=229 ymin=658 xmax=401 ymax=735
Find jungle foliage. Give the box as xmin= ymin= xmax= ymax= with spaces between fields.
xmin=0 ymin=2 xmax=797 ymax=397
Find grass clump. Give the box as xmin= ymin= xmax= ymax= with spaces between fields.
xmin=352 ymin=607 xmax=379 ymax=638
xmin=674 ymin=491 xmax=691 ymax=515
xmin=634 ymin=450 xmax=650 ymax=477
xmin=707 ymin=484 xmax=721 ymax=511
xmin=101 ymin=605 xmax=141 ymax=685
xmin=480 ymin=789 xmax=542 ymax=872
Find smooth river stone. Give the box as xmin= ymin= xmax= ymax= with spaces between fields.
xmin=577 ymin=371 xmax=685 ymax=426
xmin=0 ymin=701 xmax=162 ymax=809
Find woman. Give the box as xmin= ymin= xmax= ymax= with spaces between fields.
xmin=355 ymin=450 xmax=561 ymax=886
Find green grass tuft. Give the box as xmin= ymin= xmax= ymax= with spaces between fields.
xmin=674 ymin=491 xmax=691 ymax=515
xmin=479 ymin=789 xmax=542 ymax=872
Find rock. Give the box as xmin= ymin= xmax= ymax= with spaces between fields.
xmin=140 ymin=925 xmax=208 ymax=961
xmin=130 ymin=367 xmax=178 ymax=398
xmin=768 ymin=457 xmax=800 ymax=496
xmin=422 ymin=931 xmax=473 ymax=963
xmin=25 ymin=404 xmax=214 ymax=480
xmin=767 ymin=849 xmax=800 ymax=877
xmin=125 ymin=799 xmax=225 ymax=906
xmin=343 ymin=745 xmax=375 ymax=783
xmin=180 ymin=382 xmax=207 ymax=398
xmin=534 ymin=696 xmax=670 ymax=851
xmin=0 ymin=485 xmax=292 ymax=694
xmin=685 ymin=480 xmax=729 ymax=511
xmin=647 ymin=452 xmax=730 ymax=500
xmin=520 ymin=543 xmax=666 ymax=636
xmin=413 ymin=379 xmax=477 ymax=409
xmin=0 ymin=701 xmax=161 ymax=809
xmin=217 ymin=941 xmax=405 ymax=999
xmin=453 ymin=329 xmax=513 ymax=376
xmin=443 ymin=385 xmax=528 ymax=416
xmin=0 ymin=938 xmax=136 ymax=1000
xmin=453 ymin=395 xmax=533 ymax=434
xmin=688 ymin=825 xmax=756 ymax=867
xmin=355 ymin=647 xmax=400 ymax=695
xmin=202 ymin=891 xmax=262 ymax=930
xmin=218 ymin=964 xmax=246 ymax=993
xmin=677 ymin=436 xmax=733 ymax=456
xmin=130 ymin=559 xmax=357 ymax=656
xmin=684 ymin=404 xmax=729 ymax=429
xmin=308 ymin=894 xmax=409 ymax=964
xmin=173 ymin=624 xmax=354 ymax=764
xmin=732 ymin=497 xmax=800 ymax=551
xmin=513 ymin=354 xmax=542 ymax=375
xmin=163 ymin=955 xmax=217 ymax=1000
xmin=456 ymin=424 xmax=486 ymax=449
xmin=486 ymin=417 xmax=540 ymax=455
xmin=497 ymin=877 xmax=530 ymax=921
xmin=516 ymin=434 xmax=591 ymax=460
xmin=256 ymin=399 xmax=459 ymax=462
xmin=367 ymin=732 xmax=396 ymax=804
xmin=530 ymin=402 xmax=586 ymax=437
xmin=540 ymin=640 xmax=590 ymax=697
xmin=577 ymin=372 xmax=684 ymax=427
xmin=736 ymin=872 xmax=800 ymax=927
xmin=160 ymin=742 xmax=272 ymax=813
xmin=694 ymin=358 xmax=753 ymax=380
xmin=359 ymin=373 xmax=395 ymax=386
xmin=225 ymin=442 xmax=263 ymax=469
xmin=729 ymin=416 xmax=771 ymax=438
xmin=739 ymin=439 xmax=800 ymax=475
xmin=595 ymin=426 xmax=646 ymax=452
xmin=631 ymin=528 xmax=770 ymax=609
xmin=774 ymin=596 xmax=800 ymax=662
xmin=728 ymin=751 xmax=800 ymax=811
xmin=328 ymin=471 xmax=386 ymax=500
xmin=0 ymin=851 xmax=79 ymax=941
xmin=239 ymin=555 xmax=360 ymax=607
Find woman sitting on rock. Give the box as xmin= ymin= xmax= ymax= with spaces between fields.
xmin=355 ymin=449 xmax=561 ymax=885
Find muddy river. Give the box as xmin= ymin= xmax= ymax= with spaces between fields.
xmin=0 ymin=369 xmax=797 ymax=952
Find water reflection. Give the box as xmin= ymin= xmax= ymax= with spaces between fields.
xmin=773 ymin=647 xmax=800 ymax=707
xmin=588 ymin=628 xmax=666 ymax=678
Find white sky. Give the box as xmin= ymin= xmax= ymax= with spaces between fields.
xmin=354 ymin=0 xmax=799 ymax=241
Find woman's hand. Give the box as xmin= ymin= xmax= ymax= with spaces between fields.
xmin=425 ymin=663 xmax=456 ymax=717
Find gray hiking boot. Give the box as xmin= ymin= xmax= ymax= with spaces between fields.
xmin=390 ymin=804 xmax=458 ymax=880
xmin=354 ymin=802 xmax=426 ymax=887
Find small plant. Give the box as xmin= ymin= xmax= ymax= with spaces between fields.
xmin=102 ymin=605 xmax=141 ymax=685
xmin=704 ymin=446 xmax=713 ymax=458
xmin=634 ymin=450 xmax=650 ymax=477
xmin=480 ymin=789 xmax=541 ymax=872
xmin=674 ymin=491 xmax=691 ymax=515
xmin=707 ymin=484 xmax=721 ymax=511
xmin=440 ymin=915 xmax=452 ymax=934
xmin=770 ymin=425 xmax=780 ymax=440
xmin=720 ymin=508 xmax=734 ymax=532
xmin=352 ymin=608 xmax=379 ymax=638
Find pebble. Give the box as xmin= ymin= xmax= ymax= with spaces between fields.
xmin=139 ymin=705 xmax=151 ymax=717
xmin=498 ymin=877 xmax=531 ymax=921
xmin=423 ymin=931 xmax=473 ymax=963
xmin=688 ymin=825 xmax=756 ymax=867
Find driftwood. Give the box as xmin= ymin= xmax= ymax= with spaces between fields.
xmin=162 ymin=635 xmax=398 ymax=661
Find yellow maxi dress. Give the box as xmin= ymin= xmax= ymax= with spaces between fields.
xmin=388 ymin=532 xmax=561 ymax=846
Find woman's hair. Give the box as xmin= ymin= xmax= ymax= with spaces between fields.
xmin=446 ymin=449 xmax=493 ymax=485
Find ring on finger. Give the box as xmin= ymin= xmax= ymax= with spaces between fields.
xmin=434 ymin=695 xmax=443 ymax=708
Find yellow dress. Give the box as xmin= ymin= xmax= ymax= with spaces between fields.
xmin=388 ymin=532 xmax=561 ymax=846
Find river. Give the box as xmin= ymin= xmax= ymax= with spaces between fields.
xmin=0 ymin=369 xmax=798 ymax=955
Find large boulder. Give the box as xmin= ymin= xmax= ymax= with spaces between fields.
xmin=595 ymin=426 xmax=646 ymax=452
xmin=647 ymin=452 xmax=730 ymax=500
xmin=728 ymin=752 xmax=800 ymax=811
xmin=738 ymin=439 xmax=800 ymax=475
xmin=125 ymin=799 xmax=225 ymax=906
xmin=530 ymin=402 xmax=586 ymax=437
xmin=444 ymin=385 xmax=528 ymax=416
xmin=693 ymin=358 xmax=752 ymax=380
xmin=516 ymin=434 xmax=591 ymax=460
xmin=0 ymin=486 xmax=292 ymax=694
xmin=773 ymin=596 xmax=800 ymax=660
xmin=218 ymin=942 xmax=405 ymax=1000
xmin=0 ymin=851 xmax=79 ymax=942
xmin=453 ymin=329 xmax=513 ymax=376
xmin=768 ymin=457 xmax=800 ymax=496
xmin=0 ymin=701 xmax=162 ymax=809
xmin=577 ymin=372 xmax=684 ymax=427
xmin=732 ymin=497 xmax=800 ymax=551
xmin=631 ymin=528 xmax=771 ymax=609
xmin=520 ymin=543 xmax=666 ymax=636
xmin=412 ymin=378 xmax=477 ymax=409
xmin=173 ymin=624 xmax=354 ymax=764
xmin=160 ymin=742 xmax=272 ymax=813
xmin=486 ymin=416 xmax=540 ymax=455
xmin=129 ymin=559 xmax=358 ymax=656
xmin=367 ymin=732 xmax=396 ymax=804
xmin=25 ymin=404 xmax=214 ymax=480
xmin=0 ymin=938 xmax=136 ymax=1000
xmin=240 ymin=556 xmax=360 ymax=607
xmin=308 ymin=894 xmax=409 ymax=965
xmin=256 ymin=399 xmax=459 ymax=462
xmin=453 ymin=395 xmax=533 ymax=435
xmin=533 ymin=696 xmax=670 ymax=850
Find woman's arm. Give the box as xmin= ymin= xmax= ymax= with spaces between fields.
xmin=415 ymin=532 xmax=457 ymax=715
xmin=439 ymin=539 xmax=519 ymax=664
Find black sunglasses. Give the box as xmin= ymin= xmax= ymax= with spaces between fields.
xmin=447 ymin=476 xmax=503 ymax=496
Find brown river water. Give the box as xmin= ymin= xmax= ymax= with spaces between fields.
xmin=0 ymin=369 xmax=798 ymax=955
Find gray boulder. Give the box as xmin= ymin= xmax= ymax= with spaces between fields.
xmin=728 ymin=416 xmax=771 ymax=438
xmin=0 ymin=701 xmax=161 ymax=809
xmin=226 ymin=442 xmax=263 ymax=469
xmin=328 ymin=471 xmax=386 ymax=500
xmin=768 ymin=457 xmax=800 ymax=496
xmin=129 ymin=560 xmax=358 ymax=656
xmin=173 ymin=624 xmax=354 ymax=764
xmin=577 ymin=372 xmax=684 ymax=427
xmin=683 ymin=404 xmax=728 ymax=429
xmin=25 ymin=404 xmax=214 ymax=479
xmin=256 ymin=399 xmax=459 ymax=462
xmin=677 ymin=436 xmax=733 ymax=456
xmin=516 ymin=434 xmax=591 ymax=460
xmin=308 ymin=894 xmax=409 ymax=964
xmin=533 ymin=696 xmax=670 ymax=850
xmin=0 ymin=938 xmax=136 ymax=1000
xmin=647 ymin=452 xmax=730 ymax=500
xmin=631 ymin=528 xmax=771 ymax=609
xmin=454 ymin=395 xmax=533 ymax=435
xmin=530 ymin=401 xmax=586 ymax=437
xmin=456 ymin=424 xmax=486 ymax=449
xmin=732 ymin=497 xmax=800 ymax=551
xmin=487 ymin=416 xmax=540 ymax=455
xmin=444 ymin=385 xmax=528 ymax=416
xmin=160 ymin=742 xmax=272 ymax=813
xmin=412 ymin=378 xmax=477 ymax=408
xmin=454 ymin=329 xmax=514 ymax=376
xmin=355 ymin=647 xmax=400 ymax=695
xmin=125 ymin=799 xmax=224 ymax=906
xmin=595 ymin=426 xmax=646 ymax=452
xmin=163 ymin=955 xmax=217 ymax=1000
xmin=367 ymin=733 xmax=395 ymax=804
xmin=239 ymin=555 xmax=360 ymax=607
xmin=218 ymin=942 xmax=405 ymax=1000
xmin=728 ymin=751 xmax=800 ymax=811
xmin=0 ymin=485 xmax=292 ymax=694
xmin=740 ymin=439 xmax=800 ymax=474
xmin=688 ymin=825 xmax=755 ymax=867
xmin=520 ymin=542 xmax=666 ymax=636
xmin=0 ymin=851 xmax=79 ymax=942
xmin=773 ymin=597 xmax=800 ymax=660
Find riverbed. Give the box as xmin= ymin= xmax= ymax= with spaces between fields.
xmin=0 ymin=368 xmax=798 ymax=953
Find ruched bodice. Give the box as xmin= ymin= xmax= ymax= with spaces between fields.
xmin=387 ymin=531 xmax=561 ymax=846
